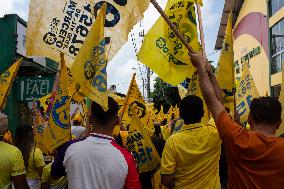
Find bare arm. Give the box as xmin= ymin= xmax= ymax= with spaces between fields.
xmin=205 ymin=62 xmax=224 ymax=105
xmin=161 ymin=174 xmax=175 ymax=189
xmin=12 ymin=175 xmax=30 ymax=189
xmin=189 ymin=53 xmax=225 ymax=121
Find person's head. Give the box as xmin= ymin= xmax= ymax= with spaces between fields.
xmin=73 ymin=114 xmax=83 ymax=126
xmin=160 ymin=119 xmax=167 ymax=126
xmin=15 ymin=124 xmax=34 ymax=168
xmin=248 ymin=97 xmax=282 ymax=133
xmin=89 ymin=97 xmax=119 ymax=131
xmin=153 ymin=123 xmax=162 ymax=136
xmin=179 ymin=95 xmax=204 ymax=125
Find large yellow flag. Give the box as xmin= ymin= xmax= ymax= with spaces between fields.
xmin=236 ymin=62 xmax=259 ymax=123
xmin=126 ymin=108 xmax=160 ymax=173
xmin=32 ymin=101 xmax=48 ymax=154
xmin=121 ymin=74 xmax=154 ymax=134
xmin=71 ymin=5 xmax=108 ymax=111
xmin=215 ymin=13 xmax=235 ymax=114
xmin=45 ymin=62 xmax=71 ymax=153
xmin=277 ymin=65 xmax=284 ymax=136
xmin=27 ymin=0 xmax=150 ymax=67
xmin=138 ymin=0 xmax=202 ymax=86
xmin=0 ymin=59 xmax=22 ymax=110
xmin=187 ymin=70 xmax=209 ymax=123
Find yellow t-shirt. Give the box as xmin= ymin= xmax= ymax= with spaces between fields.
xmin=161 ymin=119 xmax=221 ymax=189
xmin=41 ymin=163 xmax=67 ymax=188
xmin=160 ymin=126 xmax=170 ymax=141
xmin=26 ymin=147 xmax=46 ymax=179
xmin=0 ymin=141 xmax=26 ymax=189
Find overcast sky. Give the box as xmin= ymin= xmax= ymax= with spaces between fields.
xmin=0 ymin=0 xmax=224 ymax=95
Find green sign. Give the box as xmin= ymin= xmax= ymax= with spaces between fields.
xmin=17 ymin=77 xmax=54 ymax=101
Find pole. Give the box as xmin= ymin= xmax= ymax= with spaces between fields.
xmin=147 ymin=67 xmax=151 ymax=99
xmin=196 ymin=3 xmax=206 ymax=56
xmin=150 ymin=0 xmax=195 ymax=53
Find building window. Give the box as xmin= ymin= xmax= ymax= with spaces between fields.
xmin=271 ymin=19 xmax=284 ymax=74
xmin=271 ymin=84 xmax=281 ymax=99
xmin=270 ymin=0 xmax=284 ymax=16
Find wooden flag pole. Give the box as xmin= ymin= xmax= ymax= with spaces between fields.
xmin=150 ymin=0 xmax=195 ymax=53
xmin=196 ymin=3 xmax=206 ymax=56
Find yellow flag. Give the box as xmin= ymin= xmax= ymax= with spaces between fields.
xmin=27 ymin=0 xmax=150 ymax=67
xmin=0 ymin=59 xmax=22 ymax=110
xmin=277 ymin=66 xmax=284 ymax=135
xmin=126 ymin=108 xmax=161 ymax=173
xmin=71 ymin=5 xmax=108 ymax=111
xmin=187 ymin=70 xmax=209 ymax=123
xmin=215 ymin=13 xmax=235 ymax=114
xmin=236 ymin=62 xmax=259 ymax=123
xmin=138 ymin=0 xmax=201 ymax=86
xmin=39 ymin=94 xmax=51 ymax=112
xmin=45 ymin=62 xmax=71 ymax=153
xmin=32 ymin=101 xmax=48 ymax=154
xmin=121 ymin=74 xmax=154 ymax=135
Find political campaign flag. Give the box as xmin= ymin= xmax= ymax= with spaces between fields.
xmin=0 ymin=59 xmax=22 ymax=110
xmin=215 ymin=12 xmax=235 ymax=114
xmin=71 ymin=4 xmax=108 ymax=111
xmin=236 ymin=62 xmax=259 ymax=123
xmin=32 ymin=101 xmax=48 ymax=154
xmin=121 ymin=74 xmax=154 ymax=135
xmin=39 ymin=94 xmax=51 ymax=113
xmin=27 ymin=0 xmax=150 ymax=67
xmin=138 ymin=0 xmax=202 ymax=86
xmin=45 ymin=61 xmax=71 ymax=153
xmin=178 ymin=84 xmax=188 ymax=99
xmin=187 ymin=70 xmax=209 ymax=123
xmin=126 ymin=108 xmax=161 ymax=173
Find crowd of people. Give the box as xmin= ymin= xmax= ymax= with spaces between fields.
xmin=1 ymin=52 xmax=284 ymax=189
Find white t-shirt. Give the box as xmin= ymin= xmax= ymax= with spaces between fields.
xmin=71 ymin=126 xmax=86 ymax=138
xmin=55 ymin=133 xmax=140 ymax=189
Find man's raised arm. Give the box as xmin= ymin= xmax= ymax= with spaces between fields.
xmin=189 ymin=52 xmax=225 ymax=122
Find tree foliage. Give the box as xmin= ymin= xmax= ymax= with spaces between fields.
xmin=149 ymin=77 xmax=181 ymax=113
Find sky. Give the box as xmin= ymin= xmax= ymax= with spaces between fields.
xmin=0 ymin=0 xmax=224 ymax=95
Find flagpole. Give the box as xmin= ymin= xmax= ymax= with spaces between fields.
xmin=150 ymin=0 xmax=195 ymax=53
xmin=196 ymin=3 xmax=206 ymax=56
xmin=46 ymin=53 xmax=63 ymax=118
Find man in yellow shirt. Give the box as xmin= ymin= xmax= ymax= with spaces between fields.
xmin=161 ymin=96 xmax=221 ymax=189
xmin=41 ymin=162 xmax=67 ymax=189
xmin=0 ymin=112 xmax=30 ymax=189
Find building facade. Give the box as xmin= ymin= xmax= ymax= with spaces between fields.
xmin=215 ymin=0 xmax=284 ymax=98
xmin=0 ymin=14 xmax=58 ymax=134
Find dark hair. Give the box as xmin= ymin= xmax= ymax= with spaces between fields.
xmin=179 ymin=95 xmax=204 ymax=124
xmin=73 ymin=120 xmax=82 ymax=126
xmin=90 ymin=97 xmax=119 ymax=125
xmin=160 ymin=119 xmax=167 ymax=126
xmin=250 ymin=97 xmax=282 ymax=125
xmin=15 ymin=124 xmax=34 ymax=168
xmin=153 ymin=123 xmax=162 ymax=136
xmin=225 ymin=107 xmax=230 ymax=114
